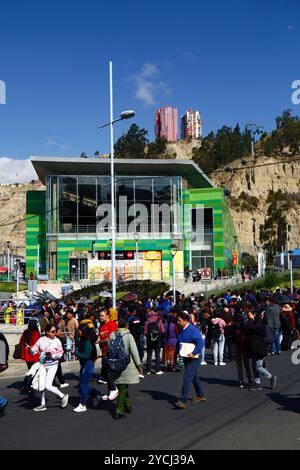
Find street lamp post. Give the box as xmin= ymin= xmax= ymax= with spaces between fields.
xmin=169 ymin=243 xmax=178 ymax=306
xmin=246 ymin=122 xmax=264 ymax=158
xmin=16 ymin=258 xmax=20 ymax=298
xmin=98 ymin=61 xmax=135 ymax=309
xmin=187 ymin=230 xmax=195 ymax=282
xmin=5 ymin=241 xmax=11 ymax=282
xmin=288 ymin=250 xmax=294 ymax=294
xmin=37 ymin=236 xmax=40 ymax=277
xmin=134 ymin=232 xmax=139 ymax=280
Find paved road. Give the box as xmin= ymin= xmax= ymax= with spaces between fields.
xmin=1 ymin=352 xmax=300 ymax=450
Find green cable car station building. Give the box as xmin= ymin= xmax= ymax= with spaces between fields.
xmin=26 ymin=157 xmax=239 ymax=282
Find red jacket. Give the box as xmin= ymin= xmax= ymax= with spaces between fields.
xmin=20 ymin=330 xmax=41 ymax=363
xmin=99 ymin=321 xmax=117 ymax=357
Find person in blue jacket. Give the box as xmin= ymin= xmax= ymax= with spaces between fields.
xmin=174 ymin=312 xmax=207 ymax=409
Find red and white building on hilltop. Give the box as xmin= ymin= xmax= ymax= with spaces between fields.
xmin=155 ymin=106 xmax=178 ymax=142
xmin=181 ymin=109 xmax=202 ymax=140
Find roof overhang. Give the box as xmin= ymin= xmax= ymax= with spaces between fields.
xmin=30 ymin=156 xmax=215 ymax=188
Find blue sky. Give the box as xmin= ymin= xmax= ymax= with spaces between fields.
xmin=0 ymin=0 xmax=299 ymax=180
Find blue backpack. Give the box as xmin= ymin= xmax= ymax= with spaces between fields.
xmin=107 ymin=332 xmax=130 ymax=373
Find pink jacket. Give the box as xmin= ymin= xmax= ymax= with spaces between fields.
xmin=211 ymin=318 xmax=226 ymax=335
xmin=30 ymin=337 xmax=64 ymax=363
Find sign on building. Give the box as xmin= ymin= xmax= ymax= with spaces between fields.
xmin=201 ymin=268 xmax=211 ymax=282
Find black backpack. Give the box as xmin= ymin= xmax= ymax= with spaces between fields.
xmin=147 ymin=320 xmax=161 ymax=344
xmin=129 ymin=317 xmax=144 ymax=341
xmin=107 ymin=332 xmax=130 ymax=373
xmin=210 ymin=322 xmax=221 ymax=340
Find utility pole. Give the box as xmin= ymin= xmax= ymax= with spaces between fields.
xmin=286 ymin=224 xmax=290 ymax=269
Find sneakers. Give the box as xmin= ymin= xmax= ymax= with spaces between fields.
xmin=144 ymin=371 xmax=151 ymax=375
xmin=73 ymin=404 xmax=87 ymax=413
xmin=33 ymin=405 xmax=47 ymax=412
xmin=139 ymin=374 xmax=145 ymax=379
xmin=192 ymin=396 xmax=207 ymax=403
xmin=60 ymin=383 xmax=69 ymax=389
xmin=61 ymin=394 xmax=69 ymax=408
xmin=214 ymin=362 xmax=218 ymax=366
xmin=102 ymin=390 xmax=119 ymax=401
xmin=249 ymin=383 xmax=263 ymax=391
xmin=219 ymin=362 xmax=226 ymax=366
xmin=201 ymin=361 xmax=207 ymax=365
xmin=93 ymin=394 xmax=102 ymax=408
xmin=239 ymin=381 xmax=246 ymax=389
xmin=156 ymin=371 xmax=164 ymax=375
xmin=270 ymin=375 xmax=277 ymax=389
xmin=174 ymin=401 xmax=187 ymax=409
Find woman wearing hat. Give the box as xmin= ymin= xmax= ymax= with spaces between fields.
xmin=280 ymin=304 xmax=296 ymax=351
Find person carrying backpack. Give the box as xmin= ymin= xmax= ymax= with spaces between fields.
xmin=210 ymin=315 xmax=226 ymax=366
xmin=246 ymin=310 xmax=277 ymax=391
xmin=73 ymin=325 xmax=102 ymax=413
xmin=144 ymin=310 xmax=165 ymax=375
xmin=107 ymin=311 xmax=143 ymax=419
xmin=0 ymin=333 xmax=9 ymax=413
xmin=128 ymin=306 xmax=146 ymax=363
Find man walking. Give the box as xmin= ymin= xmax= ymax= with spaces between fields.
xmin=175 ymin=312 xmax=206 ymax=409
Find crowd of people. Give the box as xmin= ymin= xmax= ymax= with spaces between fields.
xmin=1 ymin=285 xmax=299 ymax=418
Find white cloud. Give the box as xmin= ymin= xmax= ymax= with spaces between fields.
xmin=44 ymin=138 xmax=72 ymax=154
xmin=141 ymin=63 xmax=159 ymax=78
xmin=128 ymin=63 xmax=172 ymax=107
xmin=0 ymin=158 xmax=37 ymax=183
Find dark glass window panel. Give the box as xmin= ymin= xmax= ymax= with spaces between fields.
xmin=78 ymin=177 xmax=97 ymax=229
xmin=59 ymin=177 xmax=77 ymax=232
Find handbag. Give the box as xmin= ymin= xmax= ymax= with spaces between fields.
xmin=13 ymin=343 xmax=22 ymax=360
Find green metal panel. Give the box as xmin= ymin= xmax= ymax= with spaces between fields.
xmin=26 ymin=191 xmax=47 ymax=275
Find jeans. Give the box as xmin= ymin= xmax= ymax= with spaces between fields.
xmin=252 ymin=358 xmax=272 ymax=384
xmin=136 ymin=335 xmax=145 ymax=363
xmin=180 ymin=358 xmax=204 ymax=403
xmin=80 ymin=360 xmax=99 ymax=406
xmin=146 ymin=344 xmax=161 ymax=372
xmin=270 ymin=328 xmax=281 ymax=353
xmin=101 ymin=357 xmax=117 ymax=392
xmin=234 ymin=346 xmax=253 ymax=383
xmin=213 ymin=335 xmax=225 ymax=363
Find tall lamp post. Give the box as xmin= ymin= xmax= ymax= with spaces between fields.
xmin=169 ymin=243 xmax=178 ymax=306
xmin=16 ymin=258 xmax=20 ymax=298
xmin=288 ymin=250 xmax=294 ymax=294
xmin=134 ymin=232 xmax=139 ymax=280
xmin=37 ymin=236 xmax=40 ymax=277
xmin=187 ymin=230 xmax=195 ymax=279
xmin=5 ymin=241 xmax=12 ymax=282
xmin=233 ymin=236 xmax=239 ymax=283
xmin=98 ymin=61 xmax=135 ymax=309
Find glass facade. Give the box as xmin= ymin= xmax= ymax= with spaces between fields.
xmin=48 ymin=175 xmax=182 ymax=237
xmin=190 ymin=208 xmax=215 ymax=271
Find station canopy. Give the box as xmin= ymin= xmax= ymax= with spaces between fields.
xmin=30 ymin=157 xmax=215 ymax=189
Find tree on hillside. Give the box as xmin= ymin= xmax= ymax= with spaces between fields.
xmin=147 ymin=137 xmax=168 ymax=158
xmin=259 ymin=191 xmax=288 ymax=263
xmin=114 ymin=124 xmax=149 ymax=158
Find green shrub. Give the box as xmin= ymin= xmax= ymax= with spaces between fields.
xmin=65 ymin=280 xmax=170 ymax=301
